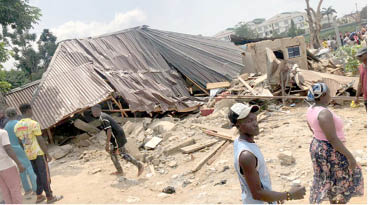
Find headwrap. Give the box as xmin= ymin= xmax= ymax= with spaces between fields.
xmin=307 ymin=83 xmax=328 ymax=102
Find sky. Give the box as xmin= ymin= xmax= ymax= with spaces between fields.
xmin=3 ymin=0 xmax=367 ymax=70
xmin=29 ymin=0 xmax=367 ymax=41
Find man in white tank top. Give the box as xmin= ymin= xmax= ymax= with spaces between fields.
xmin=229 ymin=103 xmax=306 ymax=204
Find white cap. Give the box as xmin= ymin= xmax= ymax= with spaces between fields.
xmin=230 ymin=103 xmax=259 ymax=120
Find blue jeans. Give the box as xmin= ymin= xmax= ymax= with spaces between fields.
xmin=12 ymin=145 xmax=37 ymax=192
xmin=20 ymin=165 xmax=37 ymax=193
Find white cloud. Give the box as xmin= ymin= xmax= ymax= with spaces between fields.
xmin=51 ymin=9 xmax=147 ymax=41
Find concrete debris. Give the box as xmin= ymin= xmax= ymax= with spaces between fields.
xmin=144 ymin=136 xmax=163 ymax=149
xmin=277 ymin=151 xmax=296 ymax=166
xmin=88 ymin=168 xmax=102 ymax=175
xmin=167 ymin=160 xmax=177 ymax=168
xmin=150 ymin=121 xmax=176 ymax=134
xmin=51 ymin=144 xmax=73 ymax=160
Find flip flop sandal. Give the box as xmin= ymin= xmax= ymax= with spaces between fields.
xmin=47 ymin=195 xmax=63 ymax=204
xmin=36 ymin=195 xmax=46 ymax=204
xmin=110 ymin=171 xmax=124 ymax=176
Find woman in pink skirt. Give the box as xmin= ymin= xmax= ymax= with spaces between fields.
xmin=306 ymin=83 xmax=364 ymax=203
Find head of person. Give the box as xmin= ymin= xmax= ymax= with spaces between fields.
xmin=356 ymin=47 xmax=367 ymax=65
xmin=91 ymin=104 xmax=102 ymax=118
xmin=0 ymin=109 xmax=4 ymax=119
xmin=307 ymin=83 xmax=331 ymax=105
xmin=19 ymin=103 xmax=33 ymax=118
xmin=228 ymin=103 xmax=260 ymax=137
xmin=5 ymin=107 xmax=18 ymax=120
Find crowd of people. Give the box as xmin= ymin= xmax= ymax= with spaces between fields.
xmin=321 ymin=26 xmax=367 ymax=51
xmin=0 ymin=49 xmax=366 ymax=204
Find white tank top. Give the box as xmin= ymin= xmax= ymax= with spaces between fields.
xmin=234 ymin=137 xmax=273 ymax=204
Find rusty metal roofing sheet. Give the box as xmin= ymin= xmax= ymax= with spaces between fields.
xmin=31 ymin=43 xmax=114 ymax=129
xmin=5 ymin=80 xmax=40 ymax=114
xmin=31 ymin=27 xmax=244 ymax=129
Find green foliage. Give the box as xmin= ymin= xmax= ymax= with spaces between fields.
xmin=234 ymin=22 xmax=256 ymax=38
xmin=322 ymin=6 xmax=337 ymax=24
xmin=288 ymin=20 xmax=297 ymax=37
xmin=5 ymin=69 xmax=30 ymax=88
xmin=333 ymin=44 xmax=363 ymax=74
xmin=0 ymin=69 xmax=12 ymax=93
xmin=0 ymin=42 xmax=8 ymax=66
xmin=37 ymin=29 xmax=57 ymax=70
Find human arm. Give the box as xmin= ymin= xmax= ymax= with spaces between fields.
xmin=239 ymin=151 xmax=306 ymax=202
xmin=4 ymin=145 xmax=25 ymax=172
xmin=318 ymin=109 xmax=356 ymax=170
xmin=356 ymin=71 xmax=362 ymax=103
xmin=105 ymin=128 xmax=112 ymax=152
xmin=36 ymin=135 xmax=52 ymax=162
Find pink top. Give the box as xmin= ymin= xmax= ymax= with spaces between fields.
xmin=307 ymin=106 xmax=346 ymax=142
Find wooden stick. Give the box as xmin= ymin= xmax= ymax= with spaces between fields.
xmin=47 ymin=128 xmax=54 ymax=144
xmin=186 ymin=76 xmax=209 ymax=95
xmin=192 ymin=141 xmax=226 ymax=172
xmin=203 ymin=130 xmax=234 ymax=141
xmin=207 ymin=140 xmax=231 ymax=165
xmin=280 ymin=72 xmax=286 ymax=105
xmin=110 ymin=96 xmax=128 ymax=118
xmin=237 ymin=76 xmax=258 ymax=95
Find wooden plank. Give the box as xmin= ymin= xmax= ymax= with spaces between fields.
xmin=144 ymin=137 xmax=162 ymax=149
xmin=203 ymin=130 xmax=234 ymax=141
xmin=207 ymin=140 xmax=231 ymax=165
xmin=74 ymin=119 xmax=100 ymax=134
xmin=164 ymin=138 xmax=195 ymax=155
xmin=149 ymin=164 xmax=155 ymax=176
xmin=186 ymin=75 xmax=210 ymax=95
xmin=110 ymin=96 xmax=128 ymax=118
xmin=180 ymin=139 xmax=218 ymax=154
xmin=47 ymin=128 xmax=54 ymax=144
xmin=206 ymin=81 xmax=231 ymax=90
xmin=192 ymin=123 xmax=238 ymax=136
xmin=253 ymin=74 xmax=267 ymax=87
xmin=192 ymin=141 xmax=227 ymax=172
xmin=238 ymin=76 xmax=258 ymax=95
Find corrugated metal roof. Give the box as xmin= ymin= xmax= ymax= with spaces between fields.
xmin=31 ymin=43 xmax=114 ymax=129
xmin=31 ymin=27 xmax=244 ymax=130
xmin=5 ymin=80 xmax=40 ymax=114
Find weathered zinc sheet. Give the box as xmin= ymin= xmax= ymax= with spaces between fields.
xmin=5 ymin=80 xmax=40 ymax=114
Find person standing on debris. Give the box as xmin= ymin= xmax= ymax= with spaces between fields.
xmin=91 ymin=104 xmax=144 ymax=177
xmin=5 ymin=107 xmax=37 ymax=197
xmin=229 ymin=103 xmax=306 ymax=204
xmin=0 ymin=125 xmax=25 ymax=204
xmin=355 ymin=48 xmax=367 ymax=111
xmin=306 ymin=83 xmax=364 ymax=204
xmin=14 ymin=103 xmax=63 ymax=204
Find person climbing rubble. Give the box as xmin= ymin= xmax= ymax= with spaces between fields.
xmin=229 ymin=103 xmax=306 ymax=204
xmin=91 ymin=104 xmax=144 ymax=177
xmin=354 ymin=47 xmax=367 ymax=111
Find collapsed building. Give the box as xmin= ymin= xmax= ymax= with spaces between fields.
xmin=4 ymin=27 xmax=360 ymax=144
xmin=4 ymin=27 xmax=245 ymax=142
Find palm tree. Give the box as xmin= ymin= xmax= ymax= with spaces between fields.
xmin=322 ymin=6 xmax=337 ymax=25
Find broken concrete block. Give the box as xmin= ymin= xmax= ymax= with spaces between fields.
xmin=164 ymin=138 xmax=195 ymax=155
xmin=149 ymin=121 xmax=176 ymax=134
xmin=76 ymin=133 xmax=90 ymax=141
xmin=52 ymin=144 xmax=73 ymax=160
xmin=144 ymin=137 xmax=163 ymax=149
xmin=180 ymin=139 xmax=218 ymax=154
xmin=74 ymin=119 xmax=100 ymax=134
xmin=77 ymin=140 xmax=91 ymax=147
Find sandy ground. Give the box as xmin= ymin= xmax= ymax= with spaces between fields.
xmin=16 ymin=104 xmax=367 ymax=204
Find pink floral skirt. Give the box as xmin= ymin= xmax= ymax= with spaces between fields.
xmin=309 ymin=138 xmax=364 ymax=203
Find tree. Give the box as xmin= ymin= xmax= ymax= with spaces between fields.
xmin=4 ymin=69 xmax=30 ymax=88
xmin=361 ymin=6 xmax=367 ymax=20
xmin=322 ymin=6 xmax=337 ymax=25
xmin=37 ymin=29 xmax=57 ymax=70
xmin=305 ymin=0 xmax=324 ymax=49
xmin=0 ymin=0 xmax=41 ymax=65
xmin=234 ymin=22 xmax=256 ymax=38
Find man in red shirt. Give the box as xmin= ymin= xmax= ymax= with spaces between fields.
xmin=355 ymin=47 xmax=367 ymax=110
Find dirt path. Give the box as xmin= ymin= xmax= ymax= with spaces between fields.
xmin=23 ymin=104 xmax=366 ymax=204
